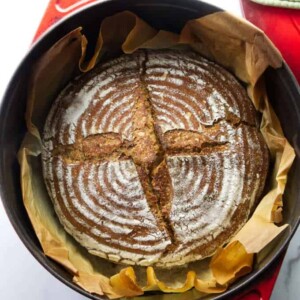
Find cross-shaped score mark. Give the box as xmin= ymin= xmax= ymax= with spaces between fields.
xmin=42 ymin=50 xmax=269 ymax=267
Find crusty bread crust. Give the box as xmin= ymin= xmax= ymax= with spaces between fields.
xmin=42 ymin=49 xmax=269 ymax=268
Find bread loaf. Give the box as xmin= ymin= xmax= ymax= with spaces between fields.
xmin=42 ymin=49 xmax=269 ymax=268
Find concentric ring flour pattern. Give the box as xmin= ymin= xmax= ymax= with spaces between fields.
xmin=41 ymin=49 xmax=269 ymax=268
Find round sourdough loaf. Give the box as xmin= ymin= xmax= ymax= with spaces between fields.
xmin=42 ymin=49 xmax=269 ymax=268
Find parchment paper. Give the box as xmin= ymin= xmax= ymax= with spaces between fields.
xmin=18 ymin=10 xmax=295 ymax=299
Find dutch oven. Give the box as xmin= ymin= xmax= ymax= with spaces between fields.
xmin=1 ymin=0 xmax=300 ymax=299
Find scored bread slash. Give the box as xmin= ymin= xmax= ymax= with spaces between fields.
xmin=41 ymin=49 xmax=269 ymax=268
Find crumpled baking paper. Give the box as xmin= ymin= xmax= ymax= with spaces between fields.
xmin=18 ymin=10 xmax=295 ymax=299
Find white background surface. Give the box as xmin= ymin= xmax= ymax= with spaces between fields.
xmin=0 ymin=1 xmax=299 ymax=299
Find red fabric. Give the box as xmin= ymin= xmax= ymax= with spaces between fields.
xmin=34 ymin=0 xmax=96 ymax=40
xmin=34 ymin=1 xmax=286 ymax=299
xmin=240 ymin=0 xmax=300 ymax=84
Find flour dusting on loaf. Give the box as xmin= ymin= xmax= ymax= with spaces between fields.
xmin=42 ymin=49 xmax=269 ymax=268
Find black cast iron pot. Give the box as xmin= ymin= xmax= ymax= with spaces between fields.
xmin=1 ymin=0 xmax=300 ymax=299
